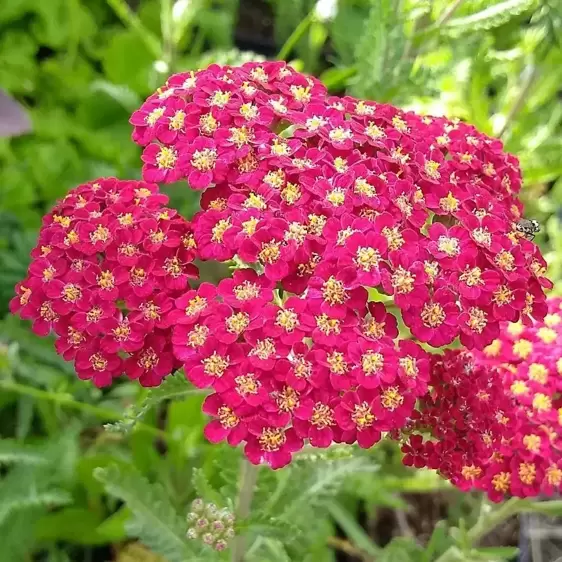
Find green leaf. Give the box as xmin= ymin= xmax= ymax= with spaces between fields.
xmin=90 ymin=80 xmax=142 ymax=112
xmin=379 ymin=537 xmax=424 ymax=562
xmin=327 ymin=501 xmax=380 ymax=556
xmin=102 ymin=30 xmax=156 ymax=95
xmin=0 ymin=439 xmax=49 ymax=465
xmin=444 ymin=0 xmax=538 ymax=35
xmin=105 ymin=371 xmax=203 ymax=435
xmin=528 ymin=499 xmax=562 ymax=515
xmin=35 ymin=508 xmax=107 ymax=544
xmin=94 ymin=506 xmax=131 ymax=543
xmin=422 ymin=521 xmax=452 ymax=561
xmin=95 ymin=465 xmax=200 ymax=562
xmin=470 ymin=546 xmax=519 ymax=560
xmin=191 ymin=467 xmax=227 ymax=507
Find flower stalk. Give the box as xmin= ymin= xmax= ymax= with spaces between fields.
xmin=435 ymin=498 xmax=529 ymax=562
xmin=231 ymin=459 xmax=260 ymax=562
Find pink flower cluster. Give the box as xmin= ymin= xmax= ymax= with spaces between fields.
xmin=10 ymin=178 xmax=197 ymax=387
xmin=12 ymin=61 xmax=552 ymax=472
xmin=402 ymin=298 xmax=562 ymax=501
xmin=132 ymin=60 xmax=549 ymax=348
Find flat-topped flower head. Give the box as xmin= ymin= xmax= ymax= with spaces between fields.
xmin=12 ymin=61 xmax=552 ymax=472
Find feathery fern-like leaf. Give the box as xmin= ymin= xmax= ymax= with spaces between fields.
xmin=95 ymin=465 xmax=206 ymax=562
xmin=0 ymin=439 xmax=49 ymax=465
xmin=105 ymin=372 xmax=203 ymax=434
xmin=0 ymin=465 xmax=72 ymax=526
xmin=443 ymin=0 xmax=539 ymax=35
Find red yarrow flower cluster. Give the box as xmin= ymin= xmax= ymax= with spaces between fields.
xmin=132 ymin=60 xmax=549 ymax=352
xmin=12 ymin=61 xmax=552 ymax=472
xmin=402 ymin=298 xmax=562 ymax=501
xmin=11 ymin=178 xmax=198 ymax=387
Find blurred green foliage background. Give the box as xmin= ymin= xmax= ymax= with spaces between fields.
xmin=0 ymin=1 xmax=561 ymax=561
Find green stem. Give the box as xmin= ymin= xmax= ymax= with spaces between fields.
xmin=497 ymin=64 xmax=539 ymax=139
xmin=1 ymin=379 xmax=166 ymax=440
xmin=160 ymin=0 xmax=175 ymax=70
xmin=105 ymin=0 xmax=162 ymax=59
xmin=231 ymin=459 xmax=260 ymax=562
xmin=436 ymin=0 xmax=465 ymax=26
xmin=277 ymin=11 xmax=315 ymax=61
xmin=435 ymin=498 xmax=527 ymax=562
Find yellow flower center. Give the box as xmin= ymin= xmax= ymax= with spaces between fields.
xmin=519 ymin=462 xmax=536 ymax=485
xmin=528 ymin=363 xmax=548 ymax=384
xmin=233 ymin=281 xmax=260 ymax=301
xmin=322 ymin=277 xmax=347 ymax=306
xmin=391 ymin=266 xmax=415 ymax=294
xmin=351 ymin=402 xmax=375 ymax=430
xmin=316 ymin=314 xmax=341 ymax=335
xmin=138 ymin=348 xmax=159 ymax=370
xmin=311 ymin=403 xmax=334 ymax=429
xmin=399 ymin=356 xmax=418 ymax=378
xmin=492 ymin=472 xmax=511 ymax=492
xmin=259 ymin=241 xmax=281 ymax=264
xmin=226 ymin=312 xmax=250 ymax=335
xmin=169 ymin=110 xmax=185 ymax=131
xmin=355 ymin=247 xmax=380 ymax=271
xmin=327 ymin=351 xmax=348 ymax=375
xmin=62 ymin=283 xmax=82 ymax=302
xmin=421 ymin=303 xmax=446 ymax=328
xmin=259 ymin=428 xmax=286 ymax=452
xmin=217 ymin=406 xmax=239 ymax=429
xmin=211 ymin=218 xmax=231 ymax=243
xmin=424 ymin=160 xmax=440 ymax=179
xmin=188 ymin=325 xmax=209 ymax=348
xmin=202 ymin=352 xmax=229 ymax=377
xmin=235 ymin=374 xmax=260 ymax=396
xmin=439 ymin=192 xmax=459 ymax=213
xmin=362 ymin=352 xmax=384 ymax=375
xmin=276 ymin=309 xmax=299 ymax=332
xmin=185 ymin=296 xmax=207 ymax=316
xmin=437 ymin=235 xmax=460 ymax=257
xmin=381 ymin=387 xmax=404 ymax=410
xmin=466 ymin=307 xmax=487 ymax=333
xmin=512 ymin=338 xmax=533 ymax=359
xmin=97 ymin=271 xmax=115 ymax=290
xmin=191 ymin=148 xmax=217 ymax=171
xmin=250 ymin=338 xmax=276 ymax=360
xmin=90 ymin=353 xmax=108 ymax=371
xmin=156 ymin=147 xmax=177 ymax=169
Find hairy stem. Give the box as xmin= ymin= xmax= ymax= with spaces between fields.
xmin=277 ymin=11 xmax=314 ymax=61
xmin=435 ymin=498 xmax=526 ymax=562
xmin=436 ymin=0 xmax=465 ymax=26
xmin=0 ymin=379 xmax=166 ymax=439
xmin=105 ymin=0 xmax=161 ymax=58
xmin=498 ymin=64 xmax=539 ymax=139
xmin=231 ymin=459 xmax=260 ymax=562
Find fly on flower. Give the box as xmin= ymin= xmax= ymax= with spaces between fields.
xmin=516 ymin=218 xmax=540 ymax=241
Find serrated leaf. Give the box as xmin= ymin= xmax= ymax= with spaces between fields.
xmin=444 ymin=0 xmax=538 ymax=35
xmin=94 ymin=465 xmax=202 ymax=562
xmin=528 ymin=499 xmax=562 ymax=516
xmin=105 ymin=371 xmax=202 ymax=435
xmin=191 ymin=467 xmax=227 ymax=507
xmin=470 ymin=546 xmax=519 ymax=560
xmin=327 ymin=501 xmax=380 ymax=556
xmin=0 ymin=439 xmax=49 ymax=465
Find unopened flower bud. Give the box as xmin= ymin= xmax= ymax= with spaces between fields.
xmin=186 ymin=527 xmax=198 ymax=540
xmin=202 ymin=532 xmax=215 ymax=545
xmin=191 ymin=498 xmax=205 ymax=512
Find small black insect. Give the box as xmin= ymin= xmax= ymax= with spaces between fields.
xmin=516 ymin=218 xmax=540 ymax=241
